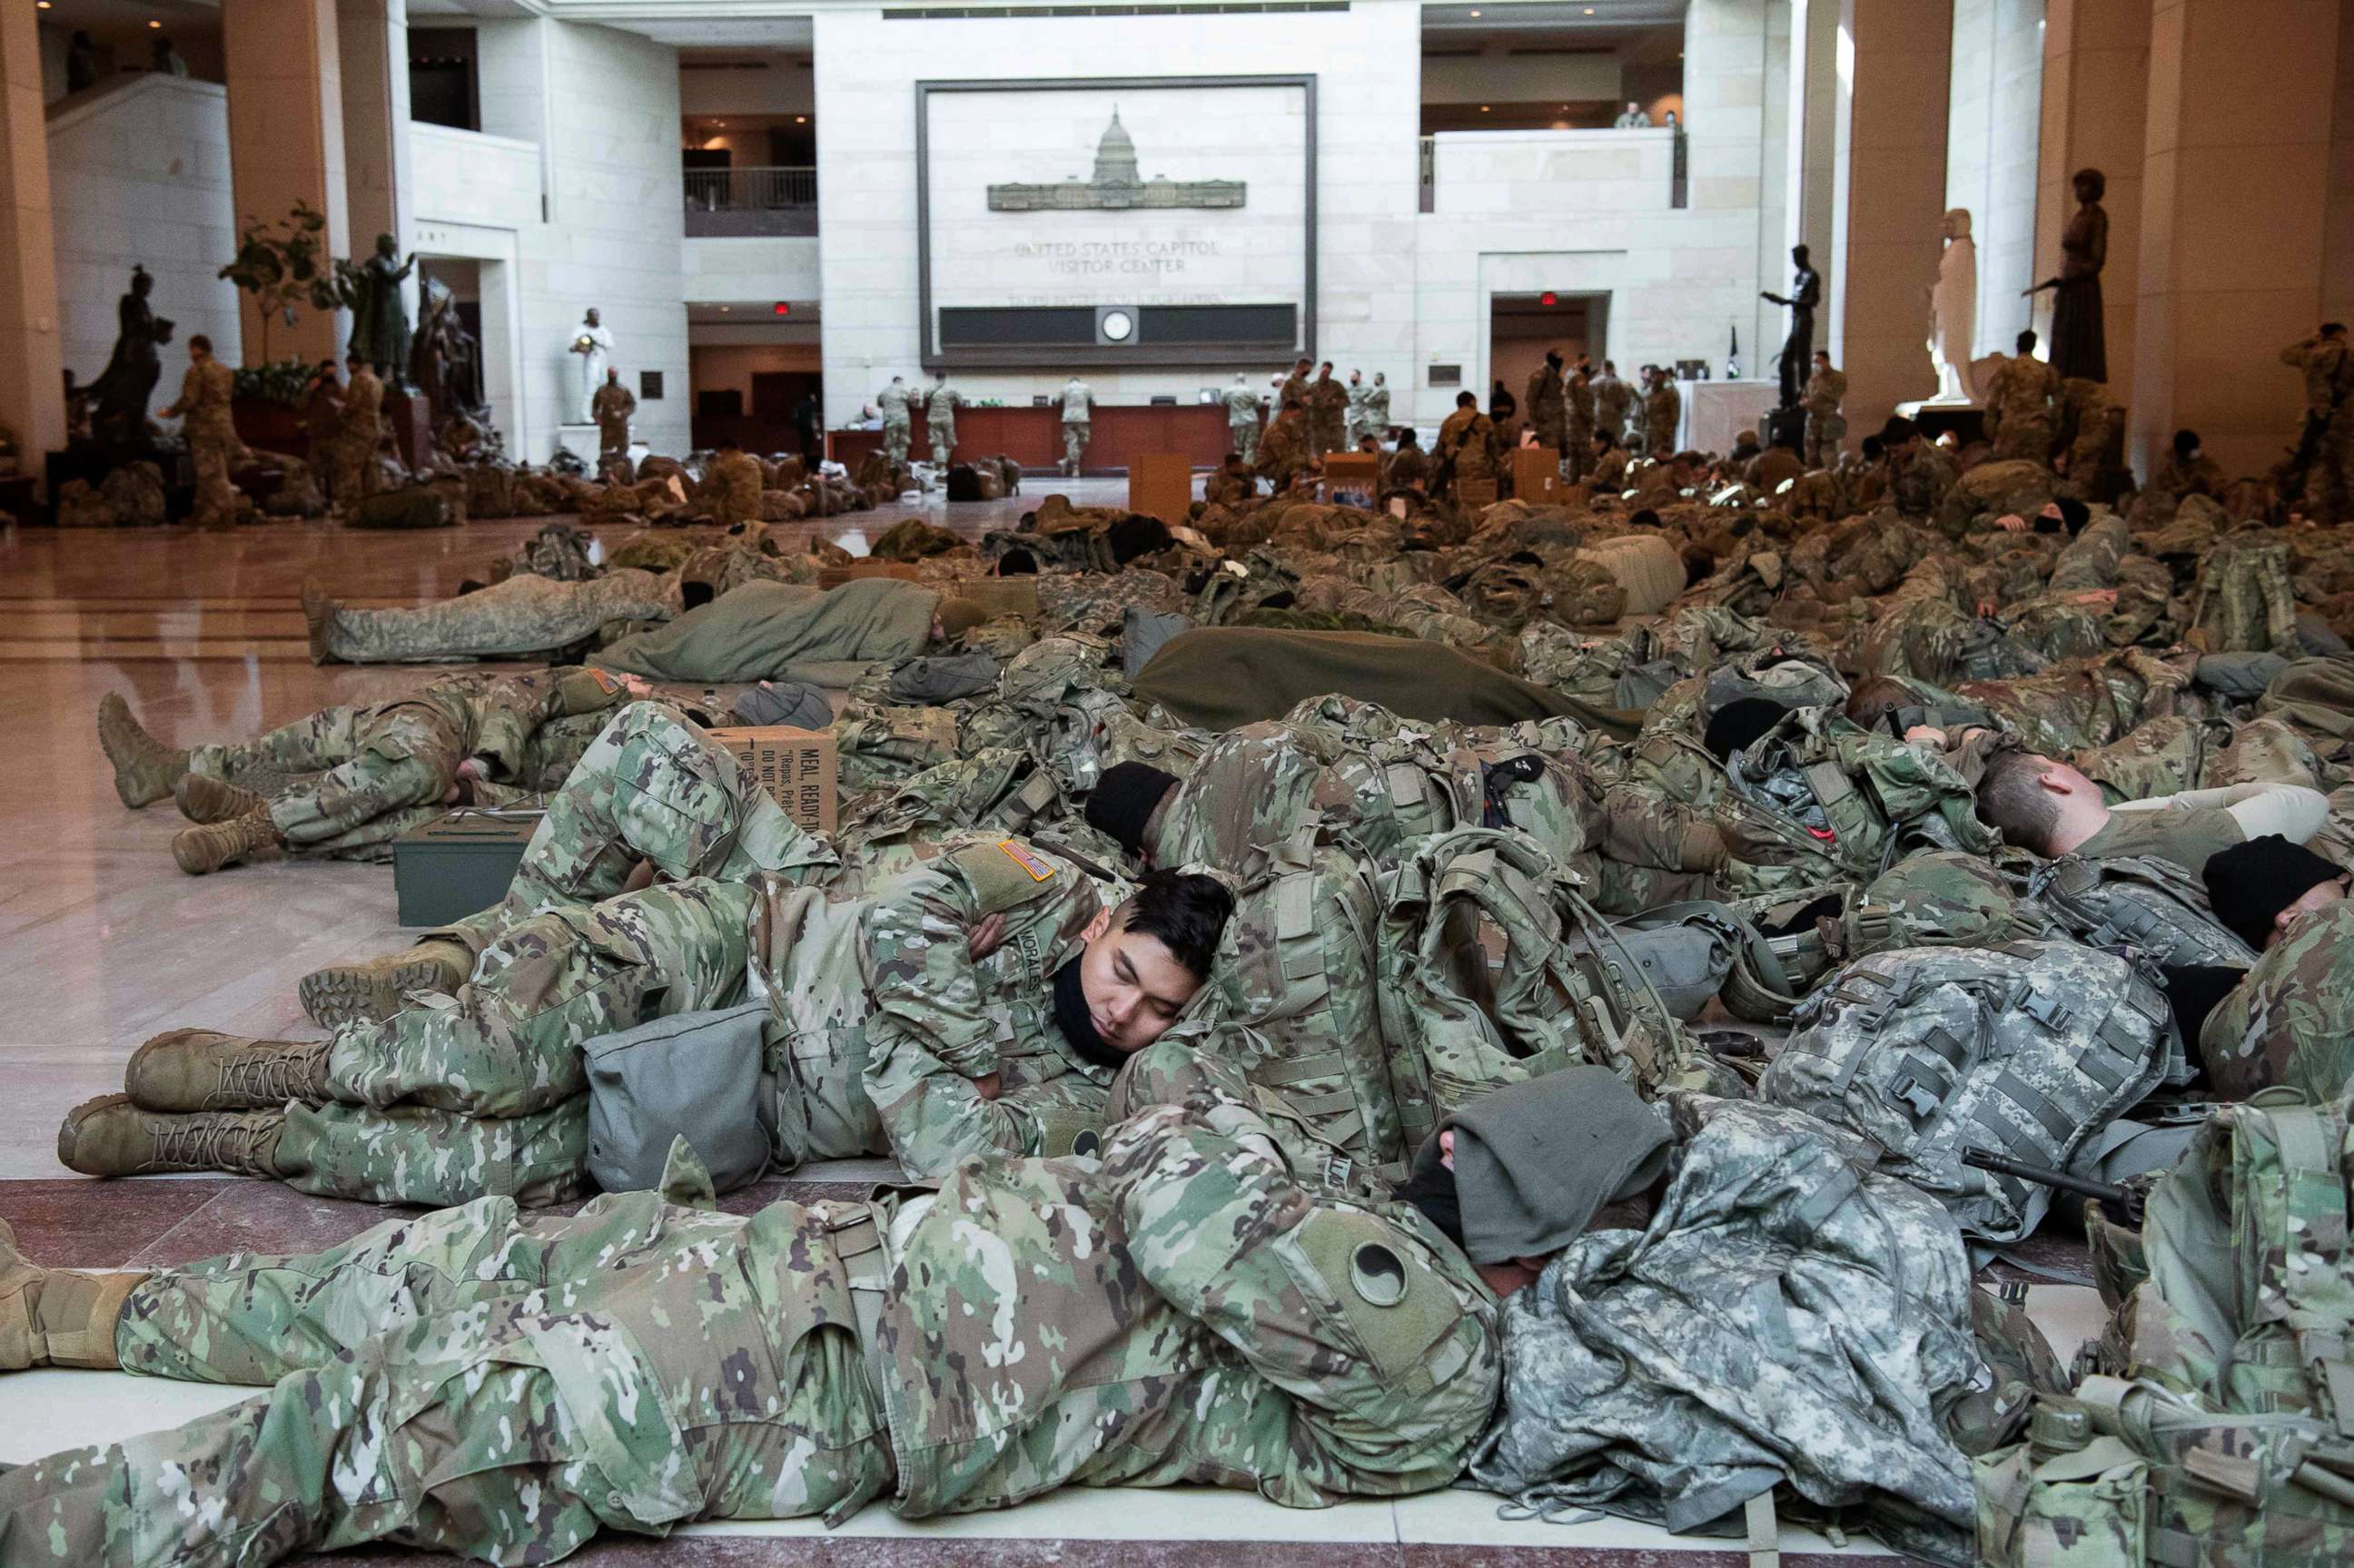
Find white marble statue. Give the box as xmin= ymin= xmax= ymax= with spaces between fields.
xmin=569 ymin=308 xmax=614 ymax=423
xmin=1926 ymin=208 xmax=1979 ymax=405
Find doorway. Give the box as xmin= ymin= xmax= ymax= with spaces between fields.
xmin=1488 ymin=292 xmax=1608 ymax=420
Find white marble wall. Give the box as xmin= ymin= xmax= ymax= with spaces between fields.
xmin=462 ymin=15 xmax=690 ymax=458
xmin=685 ymin=236 xmax=821 ymax=305
xmin=811 ymin=0 xmax=1421 ymax=427
xmin=1946 ymin=0 xmax=2045 ymax=358
xmin=47 ymin=74 xmax=245 ymax=387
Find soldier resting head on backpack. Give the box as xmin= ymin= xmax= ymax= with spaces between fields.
xmin=1086 ymin=761 xmax=1183 ymax=866
xmin=2194 ymin=835 xmax=2354 ymax=1100
xmin=1394 ymin=1065 xmax=1671 ymax=1299
xmin=1975 ymin=747 xmax=2329 ymax=870
xmin=1062 ymin=868 xmax=1235 ymax=1059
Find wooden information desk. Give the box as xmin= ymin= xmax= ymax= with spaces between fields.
xmin=829 ymin=403 xmax=1232 ymax=476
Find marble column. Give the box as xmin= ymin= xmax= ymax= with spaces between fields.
xmin=1947 ymin=0 xmax=2046 ymax=359
xmin=0 ymin=0 xmax=65 ymax=466
xmin=2131 ymin=0 xmax=2340 ymax=478
xmin=1785 ymin=0 xmax=1843 ymax=272
xmin=1830 ymin=0 xmax=1955 ymax=436
xmin=223 ymin=0 xmax=351 ymax=368
xmin=2035 ymin=0 xmax=2149 ymax=399
xmin=339 ymin=0 xmax=413 ymax=289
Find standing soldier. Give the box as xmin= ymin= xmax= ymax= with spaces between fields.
xmin=331 ymin=351 xmax=383 ymax=519
xmin=302 ymin=360 xmax=342 ymax=505
xmin=1435 ymin=389 xmax=1498 ymax=503
xmin=1592 ymin=359 xmax=1632 ymax=445
xmin=877 ymin=374 xmax=915 ymax=468
xmin=2278 ymin=322 xmax=2354 ymax=523
xmin=1279 ymin=356 xmax=1311 ymax=416
xmin=1307 ymin=360 xmax=1347 ymax=460
xmin=1364 ymin=371 xmax=1392 ymax=444
xmin=590 ymin=365 xmax=637 ymax=470
xmin=160 ymin=335 xmax=247 ymax=531
xmin=1253 ymin=402 xmax=1314 ymax=491
xmin=1641 ymin=365 xmax=1682 ymax=456
xmin=925 ymin=370 xmax=960 ymax=467
xmin=1222 ymin=372 xmax=1263 ymax=463
xmin=1343 ymin=368 xmax=1370 ymax=447
xmin=1801 ymin=349 xmax=1848 ymax=469
xmin=1564 ymin=360 xmax=1597 ymax=483
xmin=1524 ymin=350 xmax=1567 ymax=457
xmin=1982 ymin=330 xmax=2059 ymax=466
xmin=1060 ymin=373 xmax=1094 ymax=476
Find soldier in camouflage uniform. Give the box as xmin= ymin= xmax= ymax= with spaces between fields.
xmin=1883 ymin=416 xmax=1960 ymax=517
xmin=2277 ymin=322 xmax=2354 ymax=521
xmin=1223 ymin=371 xmax=1263 ymax=462
xmin=1255 ymin=402 xmax=1316 ymax=490
xmin=877 ymin=375 xmax=915 ymax=467
xmin=1307 ymin=361 xmax=1348 ymax=461
xmin=2197 ymin=834 xmax=2354 ymax=1100
xmin=331 ymin=353 xmax=384 ymax=518
xmin=158 ymin=335 xmax=251 ymax=531
xmin=94 ymin=669 xmax=637 ymax=875
xmin=64 ymin=702 xmax=1235 ymax=1203
xmin=298 ymin=569 xmax=675 ymax=665
xmin=707 ymin=436 xmax=767 ymax=528
xmin=1640 ymin=366 xmax=1681 ymax=457
xmin=1802 ymin=350 xmax=1847 ymax=469
xmin=1564 ymin=360 xmax=1596 ymax=483
xmin=1524 ymin=352 xmax=1568 ymax=458
xmin=7 ymin=1042 xmax=1528 ymax=1567
xmin=1982 ymin=330 xmax=2060 ymax=465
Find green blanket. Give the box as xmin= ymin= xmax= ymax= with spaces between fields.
xmin=1132 ymin=626 xmax=1644 ymax=738
xmin=598 ymin=579 xmax=939 ymax=683
xmin=2258 ymin=654 xmax=2354 ymax=742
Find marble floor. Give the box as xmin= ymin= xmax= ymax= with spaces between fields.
xmin=0 ymin=497 xmax=2080 ymax=1564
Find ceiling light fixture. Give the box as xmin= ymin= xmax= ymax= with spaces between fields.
xmin=795 ymin=115 xmax=808 ymax=124
xmin=148 ymin=18 xmax=162 ymax=27
xmin=1480 ymin=104 xmax=1490 ymax=113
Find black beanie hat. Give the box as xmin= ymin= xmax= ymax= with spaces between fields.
xmin=1704 ymin=695 xmax=1791 ymax=763
xmin=1084 ymin=763 xmax=1181 ymax=855
xmin=2056 ymin=496 xmax=2091 ymax=535
xmin=2204 ymin=835 xmax=2346 ymax=950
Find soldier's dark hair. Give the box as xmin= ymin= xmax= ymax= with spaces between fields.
xmin=1845 ymin=676 xmax=1916 ymax=729
xmin=2173 ymin=429 xmax=2201 ymax=459
xmin=189 ymin=334 xmax=213 ymax=353
xmin=1117 ymin=871 xmax=1235 ymax=981
xmin=2326 ymin=323 xmax=2349 ymax=339
xmin=1878 ymin=414 xmax=1918 ymax=446
xmin=1456 ymin=390 xmax=1478 ymax=408
xmin=2016 ymin=329 xmax=2038 ymax=354
xmin=1628 ymin=508 xmax=1661 ymax=528
xmin=1861 ymin=436 xmax=1885 ymax=460
xmin=1975 ymin=749 xmax=2063 ymax=853
xmin=1594 ymin=428 xmax=1617 ymax=450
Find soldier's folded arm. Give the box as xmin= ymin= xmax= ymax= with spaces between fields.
xmin=856 ymin=869 xmax=1032 ymax=1177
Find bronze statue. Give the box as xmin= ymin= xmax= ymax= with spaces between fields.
xmin=2026 ymin=167 xmax=2109 ymax=383
xmin=339 ymin=233 xmax=416 ymax=382
xmin=409 ymin=275 xmax=485 ymax=425
xmin=84 ymin=265 xmax=174 ymax=454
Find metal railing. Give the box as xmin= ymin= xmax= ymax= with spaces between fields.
xmin=683 ymin=165 xmax=819 ymax=236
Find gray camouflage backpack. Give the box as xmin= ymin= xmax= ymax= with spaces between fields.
xmin=1190 ymin=829 xmax=1434 ymax=1178
xmin=2025 ymin=853 xmax=2258 ymax=973
xmin=1760 ymin=941 xmax=2177 ymax=1241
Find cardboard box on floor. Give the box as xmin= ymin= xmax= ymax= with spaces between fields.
xmin=1511 ymin=447 xmax=1561 ymax=505
xmin=706 ymin=726 xmax=839 ymax=833
xmin=819 ymin=560 xmax=925 ymax=588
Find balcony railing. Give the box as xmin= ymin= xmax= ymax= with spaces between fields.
xmin=684 ymin=165 xmax=818 ymax=237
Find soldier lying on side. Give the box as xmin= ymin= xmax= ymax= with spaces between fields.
xmin=5 ymin=1054 xmax=1668 ymax=1568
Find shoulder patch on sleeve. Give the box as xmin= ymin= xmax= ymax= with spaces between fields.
xmin=1293 ymin=1210 xmax=1465 ymax=1382
xmin=947 ymin=839 xmax=1061 ymax=915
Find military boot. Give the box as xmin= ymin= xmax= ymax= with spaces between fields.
xmin=57 ymin=1095 xmax=284 ymax=1179
xmin=125 ymin=1030 xmax=331 ymax=1112
xmin=171 ymin=804 xmax=283 ymax=875
xmin=299 ymin=939 xmax=471 ymax=1028
xmin=0 ymin=1220 xmax=145 ymax=1371
xmin=302 ymin=577 xmax=340 ymax=665
xmin=96 ymin=693 xmax=189 ymax=809
xmin=174 ymin=773 xmax=268 ymax=824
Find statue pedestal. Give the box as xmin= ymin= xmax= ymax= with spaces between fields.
xmin=1895 ymin=399 xmax=1986 ymax=448
xmin=384 ymin=390 xmax=434 ymax=472
xmin=556 ymin=424 xmax=599 ymax=467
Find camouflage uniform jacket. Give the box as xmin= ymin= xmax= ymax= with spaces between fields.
xmin=1803 ymin=365 xmax=1848 ymax=419
xmin=1894 ymin=440 xmax=1961 ymax=516
xmin=1640 ymin=381 xmax=1681 ymax=451
xmin=1436 ymin=409 xmax=1498 ymax=480
xmin=754 ymin=834 xmax=1129 ymax=1178
xmin=1983 ymin=354 xmax=2058 ymax=438
xmin=874 ymin=1042 xmax=1502 ymax=1514
xmin=1593 ymin=373 xmax=1632 ymax=436
xmin=1524 ymin=366 xmax=1566 ymax=429
xmin=2197 ymin=897 xmax=2354 ymax=1102
xmin=711 ymin=449 xmax=767 ymax=527
xmin=382 ymin=666 xmax=628 ymax=782
xmin=165 ymin=356 xmax=240 ymax=445
xmin=2280 ymin=335 xmax=2353 ymax=416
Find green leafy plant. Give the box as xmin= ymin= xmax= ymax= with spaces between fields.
xmin=232 ymin=358 xmax=320 ymax=409
xmin=218 ymin=202 xmax=341 ymax=365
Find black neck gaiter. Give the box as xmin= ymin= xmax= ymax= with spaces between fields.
xmin=1051 ymin=957 xmax=1128 ymax=1071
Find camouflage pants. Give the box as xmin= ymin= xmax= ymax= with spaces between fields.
xmin=0 ymin=1190 xmax=892 ymax=1566
xmin=331 ymin=429 xmax=376 ymax=514
xmin=277 ymin=876 xmax=759 ymax=1206
xmin=1804 ymin=410 xmax=1846 ymax=469
xmin=189 ymin=434 xmax=238 ymax=531
xmin=1063 ymin=420 xmax=1089 ymax=470
xmin=439 ymin=699 xmax=836 ymax=958
xmin=190 ymin=705 xmax=460 ymax=848
xmin=930 ymin=421 xmax=955 ymax=467
xmin=1991 ymin=414 xmax=2054 ymax=466
xmin=2076 ymin=715 xmax=2317 ymax=804
xmin=885 ymin=419 xmax=911 ymax=467
xmin=1231 ymin=419 xmax=1260 ymax=463
xmin=322 ymin=569 xmax=673 ymax=663
xmin=1563 ymin=417 xmax=1594 ymax=483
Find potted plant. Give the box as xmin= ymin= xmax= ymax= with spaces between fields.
xmin=218 ymin=202 xmax=340 ymax=449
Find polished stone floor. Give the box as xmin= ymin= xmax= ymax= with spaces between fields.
xmin=0 ymin=498 xmax=2074 ymax=1563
